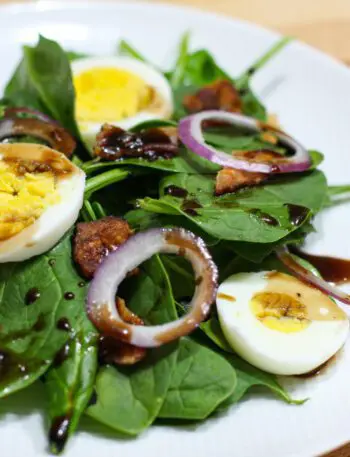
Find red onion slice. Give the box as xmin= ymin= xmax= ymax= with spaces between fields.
xmin=87 ymin=228 xmax=218 ymax=348
xmin=276 ymin=246 xmax=350 ymax=305
xmin=178 ymin=110 xmax=312 ymax=174
xmin=4 ymin=106 xmax=60 ymax=125
xmin=0 ymin=118 xmax=76 ymax=157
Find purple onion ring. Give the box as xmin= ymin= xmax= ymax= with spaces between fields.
xmin=87 ymin=228 xmax=218 ymax=348
xmin=276 ymin=246 xmax=350 ymax=305
xmin=0 ymin=117 xmax=76 ymax=157
xmin=178 ymin=110 xmax=312 ymax=174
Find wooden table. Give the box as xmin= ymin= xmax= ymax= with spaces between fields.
xmin=1 ymin=0 xmax=350 ymax=456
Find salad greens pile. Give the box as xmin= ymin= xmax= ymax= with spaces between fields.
xmin=0 ymin=33 xmax=346 ymax=454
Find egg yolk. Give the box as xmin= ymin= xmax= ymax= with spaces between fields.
xmin=73 ymin=67 xmax=155 ymax=123
xmin=0 ymin=159 xmax=59 ymax=241
xmin=251 ymin=292 xmax=310 ymax=333
xmin=250 ymin=272 xmax=347 ymax=334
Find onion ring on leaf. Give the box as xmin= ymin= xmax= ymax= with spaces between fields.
xmin=87 ymin=228 xmax=218 ymax=348
xmin=276 ymin=246 xmax=350 ymax=305
xmin=0 ymin=117 xmax=76 ymax=157
xmin=178 ymin=110 xmax=311 ymax=174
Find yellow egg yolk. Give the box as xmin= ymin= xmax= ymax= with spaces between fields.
xmin=0 ymin=159 xmax=59 ymax=241
xmin=73 ymin=67 xmax=155 ymax=123
xmin=250 ymin=271 xmax=347 ymax=334
xmin=251 ymin=292 xmax=310 ymax=333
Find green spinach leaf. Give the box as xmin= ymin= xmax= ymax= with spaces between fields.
xmin=5 ymin=35 xmax=78 ymax=136
xmin=0 ymin=234 xmax=92 ymax=398
xmin=138 ymin=170 xmax=327 ymax=243
xmin=87 ymin=256 xmax=179 ymax=435
xmin=158 ymin=338 xmax=236 ymax=420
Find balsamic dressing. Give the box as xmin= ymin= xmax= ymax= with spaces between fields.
xmin=25 ymin=287 xmax=40 ymax=305
xmin=250 ymin=209 xmax=279 ymax=226
xmin=293 ymin=249 xmax=350 ymax=284
xmin=285 ymin=204 xmax=309 ymax=226
xmin=48 ymin=259 xmax=56 ymax=267
xmin=78 ymin=281 xmax=85 ymax=288
xmin=53 ymin=342 xmax=70 ymax=368
xmin=56 ymin=318 xmax=71 ymax=332
xmin=64 ymin=292 xmax=75 ymax=301
xmin=181 ymin=199 xmax=202 ymax=217
xmin=164 ymin=185 xmax=188 ymax=198
xmin=49 ymin=415 xmax=71 ymax=453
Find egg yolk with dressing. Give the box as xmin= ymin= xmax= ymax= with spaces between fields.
xmin=250 ymin=272 xmax=347 ymax=333
xmin=73 ymin=67 xmax=155 ymax=123
xmin=0 ymin=159 xmax=59 ymax=241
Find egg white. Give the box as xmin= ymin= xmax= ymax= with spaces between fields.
xmin=71 ymin=56 xmax=174 ymax=151
xmin=0 ymin=146 xmax=85 ymax=263
xmin=217 ymin=271 xmax=350 ymax=375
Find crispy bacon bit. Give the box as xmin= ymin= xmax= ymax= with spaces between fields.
xmin=73 ymin=216 xmax=133 ymax=279
xmin=98 ymin=298 xmax=146 ymax=365
xmin=183 ymin=80 xmax=242 ymax=114
xmin=235 ymin=149 xmax=283 ymax=163
xmin=215 ymin=168 xmax=267 ymax=195
xmin=94 ymin=124 xmax=178 ymax=161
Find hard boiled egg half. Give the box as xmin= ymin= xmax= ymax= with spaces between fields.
xmin=71 ymin=56 xmax=174 ymax=150
xmin=0 ymin=143 xmax=85 ymax=262
xmin=217 ymin=271 xmax=349 ymax=375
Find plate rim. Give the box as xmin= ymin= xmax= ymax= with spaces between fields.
xmin=0 ymin=2 xmax=350 ymax=456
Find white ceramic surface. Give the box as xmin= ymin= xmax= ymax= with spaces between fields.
xmin=0 ymin=2 xmax=350 ymax=456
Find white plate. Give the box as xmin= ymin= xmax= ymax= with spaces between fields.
xmin=1 ymin=2 xmax=350 ymax=457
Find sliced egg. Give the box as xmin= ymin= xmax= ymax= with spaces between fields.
xmin=71 ymin=56 xmax=174 ymax=150
xmin=216 ymin=271 xmax=349 ymax=375
xmin=0 ymin=143 xmax=85 ymax=262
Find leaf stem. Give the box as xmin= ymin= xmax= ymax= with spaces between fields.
xmin=170 ymin=31 xmax=191 ymax=89
xmin=237 ymin=36 xmax=292 ymax=89
xmin=84 ymin=168 xmax=129 ymax=197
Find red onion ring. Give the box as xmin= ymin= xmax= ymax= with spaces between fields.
xmin=4 ymin=107 xmax=60 ymax=125
xmin=87 ymin=228 xmax=218 ymax=348
xmin=276 ymin=246 xmax=350 ymax=305
xmin=178 ymin=110 xmax=312 ymax=174
xmin=0 ymin=118 xmax=76 ymax=157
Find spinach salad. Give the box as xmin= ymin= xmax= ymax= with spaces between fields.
xmin=0 ymin=33 xmax=349 ymax=455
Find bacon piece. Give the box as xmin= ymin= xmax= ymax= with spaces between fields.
xmin=183 ymin=79 xmax=242 ymax=114
xmin=215 ymin=168 xmax=267 ymax=195
xmin=73 ymin=216 xmax=133 ymax=279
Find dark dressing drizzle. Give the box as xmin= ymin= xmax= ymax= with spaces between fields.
xmin=49 ymin=414 xmax=71 ymax=454
xmin=64 ymin=292 xmax=75 ymax=301
xmin=165 ymin=185 xmax=188 ymax=198
xmin=250 ymin=209 xmax=279 ymax=226
xmin=181 ymin=199 xmax=202 ymax=216
xmin=25 ymin=287 xmax=40 ymax=305
xmin=285 ymin=204 xmax=309 ymax=226
xmin=78 ymin=281 xmax=85 ymax=288
xmin=52 ymin=342 xmax=70 ymax=368
xmin=56 ymin=318 xmax=71 ymax=332
xmin=48 ymin=259 xmax=56 ymax=267
xmin=294 ymin=249 xmax=350 ymax=284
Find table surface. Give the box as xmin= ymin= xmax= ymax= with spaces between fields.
xmin=0 ymin=0 xmax=350 ymax=456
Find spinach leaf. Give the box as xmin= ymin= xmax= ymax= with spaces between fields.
xmin=138 ymin=170 xmax=327 ymax=243
xmin=158 ymin=338 xmax=236 ymax=420
xmin=87 ymin=343 xmax=177 ymax=436
xmin=221 ymin=354 xmax=303 ymax=407
xmin=5 ymin=35 xmax=78 ymax=136
xmin=200 ymin=317 xmax=300 ymax=405
xmin=0 ymin=234 xmax=92 ymax=398
xmin=87 ymin=256 xmax=178 ymax=435
xmin=117 ymin=39 xmax=148 ymax=62
xmin=45 ymin=326 xmax=98 ymax=454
